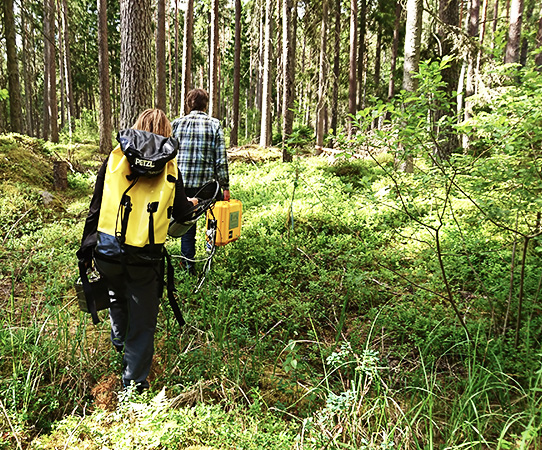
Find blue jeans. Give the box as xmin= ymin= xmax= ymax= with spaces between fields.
xmin=181 ymin=223 xmax=197 ymax=268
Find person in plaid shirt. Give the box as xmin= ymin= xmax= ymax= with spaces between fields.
xmin=172 ymin=88 xmax=230 ymax=275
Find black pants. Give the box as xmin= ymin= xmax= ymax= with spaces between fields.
xmin=95 ymin=258 xmax=162 ymax=389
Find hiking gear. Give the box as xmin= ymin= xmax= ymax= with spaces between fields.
xmin=168 ymin=179 xmax=221 ymax=238
xmin=207 ymin=200 xmax=242 ymax=246
xmin=76 ymin=263 xmax=111 ymax=315
xmin=97 ymin=134 xmax=178 ymax=250
xmin=118 ymin=129 xmax=179 ymax=179
xmin=77 ymin=129 xmax=185 ymax=328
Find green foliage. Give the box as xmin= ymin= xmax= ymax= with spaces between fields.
xmin=458 ymin=67 xmax=542 ymax=157
xmin=59 ymin=109 xmax=100 ymax=144
xmin=0 ymin=89 xmax=8 ymax=101
xmin=2 ymin=112 xmax=542 ymax=449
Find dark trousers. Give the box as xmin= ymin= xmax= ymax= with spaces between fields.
xmin=181 ymin=185 xmax=223 ymax=267
xmin=181 ymin=187 xmax=199 ymax=267
xmin=95 ymin=258 xmax=161 ymax=389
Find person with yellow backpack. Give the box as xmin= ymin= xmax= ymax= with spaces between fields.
xmin=77 ymin=109 xmax=197 ymax=392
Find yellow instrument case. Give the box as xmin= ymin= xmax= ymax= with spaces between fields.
xmin=207 ymin=200 xmax=242 ymax=246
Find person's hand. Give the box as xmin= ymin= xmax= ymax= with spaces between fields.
xmin=223 ymin=189 xmax=230 ymax=201
xmin=188 ymin=197 xmax=198 ymax=206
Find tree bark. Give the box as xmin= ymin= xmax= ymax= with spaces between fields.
xmin=374 ymin=22 xmax=382 ymax=90
xmin=316 ymin=0 xmax=328 ymax=148
xmin=504 ymin=0 xmax=524 ymax=64
xmin=61 ymin=0 xmax=75 ymax=132
xmin=155 ymin=0 xmax=167 ymax=112
xmin=282 ymin=0 xmax=295 ymax=161
xmin=330 ymin=0 xmax=341 ymax=137
xmin=209 ymin=0 xmax=219 ymax=117
xmin=388 ymin=0 xmax=401 ymax=100
xmin=56 ymin=0 xmax=66 ymax=130
xmin=536 ymin=6 xmax=542 ymax=69
xmin=357 ymin=0 xmax=366 ymax=109
xmin=120 ymin=0 xmax=153 ymax=129
xmin=4 ymin=0 xmax=23 ymax=133
xmin=172 ymin=0 xmax=179 ymax=117
xmin=436 ymin=0 xmax=460 ymax=159
xmin=230 ymin=0 xmax=242 ymax=146
xmin=464 ymin=0 xmax=480 ymax=144
xmin=21 ymin=10 xmax=35 ymax=136
xmin=402 ymin=0 xmax=423 ymax=93
xmin=400 ymin=0 xmax=423 ymax=172
xmin=43 ymin=0 xmax=59 ymax=142
xmin=259 ymin=0 xmax=273 ymax=148
xmin=180 ymin=0 xmax=194 ymax=115
xmin=347 ymin=0 xmax=358 ymax=138
xmin=98 ymin=0 xmax=113 ymax=154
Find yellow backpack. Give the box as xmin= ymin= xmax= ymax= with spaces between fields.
xmin=97 ymin=130 xmax=178 ymax=248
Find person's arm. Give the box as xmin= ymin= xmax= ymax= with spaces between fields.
xmin=76 ymin=158 xmax=108 ymax=265
xmin=172 ymin=174 xmax=198 ymax=221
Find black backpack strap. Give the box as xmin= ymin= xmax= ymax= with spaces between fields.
xmin=78 ymin=259 xmax=101 ymax=325
xmin=164 ymin=249 xmax=185 ymax=328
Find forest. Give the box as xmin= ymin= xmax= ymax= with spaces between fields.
xmin=1 ymin=0 xmax=542 ymax=448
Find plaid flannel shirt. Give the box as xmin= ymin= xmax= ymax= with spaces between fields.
xmin=172 ymin=111 xmax=229 ymax=191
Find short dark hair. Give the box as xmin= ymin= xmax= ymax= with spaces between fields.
xmin=186 ymin=89 xmax=209 ymax=112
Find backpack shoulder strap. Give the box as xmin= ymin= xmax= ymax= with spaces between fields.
xmin=164 ymin=249 xmax=185 ymax=328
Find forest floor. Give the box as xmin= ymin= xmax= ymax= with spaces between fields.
xmin=1 ymin=132 xmax=541 ymax=449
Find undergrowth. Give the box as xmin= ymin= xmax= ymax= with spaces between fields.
xmin=1 ymin=111 xmax=541 ymax=448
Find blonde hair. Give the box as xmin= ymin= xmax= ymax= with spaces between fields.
xmin=132 ymin=109 xmax=172 ymax=137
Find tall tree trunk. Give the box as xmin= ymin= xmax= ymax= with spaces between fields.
xmin=172 ymin=0 xmax=179 ymax=116
xmin=347 ymin=0 xmax=358 ymax=138
xmin=155 ymin=0 xmax=167 ymax=111
xmin=98 ymin=0 xmax=113 ymax=154
xmin=403 ymin=0 xmax=423 ymax=93
xmin=209 ymin=0 xmax=219 ymax=117
xmin=257 ymin=0 xmax=264 ymax=114
xmin=44 ymin=0 xmax=59 ymax=142
xmin=536 ymin=6 xmax=542 ymax=69
xmin=388 ymin=0 xmax=401 ymax=100
xmin=400 ymin=0 xmax=423 ymax=172
xmin=477 ymin=0 xmax=489 ymax=73
xmin=61 ymin=0 xmax=74 ymax=132
xmin=21 ymin=10 xmax=35 ymax=136
xmin=316 ymin=0 xmax=328 ymax=149
xmin=120 ymin=0 xmax=153 ymax=129
xmin=330 ymin=0 xmax=341 ymax=138
xmin=43 ymin=0 xmax=51 ymax=141
xmin=3 ymin=0 xmax=23 ymax=133
xmin=374 ymin=22 xmax=382 ymax=89
xmin=230 ymin=0 xmax=242 ymax=146
xmin=181 ymin=0 xmax=194 ymax=115
xmin=491 ymin=0 xmax=499 ymax=51
xmin=504 ymin=0 xmax=524 ymax=63
xmin=57 ymin=0 xmax=66 ymax=130
xmin=282 ymin=0 xmax=295 ymax=161
xmin=357 ymin=0 xmax=367 ymax=109
xmin=463 ymin=0 xmax=480 ymax=151
xmin=259 ymin=0 xmax=273 ymax=148
xmin=436 ymin=0 xmax=460 ymax=159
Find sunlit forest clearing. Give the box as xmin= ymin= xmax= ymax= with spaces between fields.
xmin=2 ymin=0 xmax=542 ymax=447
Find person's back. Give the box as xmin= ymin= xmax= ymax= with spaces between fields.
xmin=171 ymin=89 xmax=230 ymax=274
xmin=174 ymin=110 xmax=227 ymax=191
